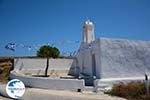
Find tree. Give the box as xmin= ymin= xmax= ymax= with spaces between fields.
xmin=37 ymin=45 xmax=60 ymax=58
xmin=37 ymin=45 xmax=60 ymax=76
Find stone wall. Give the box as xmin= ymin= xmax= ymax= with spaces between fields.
xmin=14 ymin=58 xmax=73 ymax=76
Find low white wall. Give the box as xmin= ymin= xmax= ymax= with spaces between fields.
xmin=10 ymin=71 xmax=84 ymax=91
xmin=14 ymin=58 xmax=73 ymax=75
xmin=14 ymin=58 xmax=73 ymax=70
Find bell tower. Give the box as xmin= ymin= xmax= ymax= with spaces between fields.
xmin=82 ymin=19 xmax=95 ymax=43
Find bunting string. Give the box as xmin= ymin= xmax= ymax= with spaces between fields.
xmin=4 ymin=40 xmax=81 ymax=56
xmin=5 ymin=40 xmax=95 ymax=56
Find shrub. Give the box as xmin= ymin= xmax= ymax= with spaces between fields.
xmin=105 ymin=81 xmax=150 ymax=100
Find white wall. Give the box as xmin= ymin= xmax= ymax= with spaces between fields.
xmin=10 ymin=71 xmax=84 ymax=91
xmin=69 ymin=41 xmax=101 ymax=78
xmin=100 ymin=38 xmax=150 ymax=78
xmin=14 ymin=58 xmax=73 ymax=76
xmin=69 ymin=38 xmax=150 ymax=80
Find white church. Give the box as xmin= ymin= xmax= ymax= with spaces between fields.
xmin=10 ymin=19 xmax=150 ymax=91
xmin=69 ymin=19 xmax=150 ymax=85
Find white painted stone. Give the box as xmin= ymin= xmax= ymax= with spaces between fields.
xmin=69 ymin=20 xmax=150 ymax=82
xmin=69 ymin=38 xmax=150 ymax=79
xmin=82 ymin=19 xmax=95 ymax=43
xmin=10 ymin=71 xmax=85 ymax=91
xmin=14 ymin=58 xmax=73 ymax=76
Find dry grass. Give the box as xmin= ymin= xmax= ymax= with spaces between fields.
xmin=105 ymin=81 xmax=150 ymax=100
xmin=0 ymin=58 xmax=13 ymax=83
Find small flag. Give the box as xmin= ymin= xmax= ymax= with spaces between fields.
xmin=87 ymin=44 xmax=91 ymax=49
xmin=28 ymin=46 xmax=31 ymax=51
xmin=73 ymin=51 xmax=77 ymax=56
xmin=5 ymin=43 xmax=16 ymax=51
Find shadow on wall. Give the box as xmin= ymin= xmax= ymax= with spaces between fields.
xmin=68 ymin=57 xmax=80 ymax=78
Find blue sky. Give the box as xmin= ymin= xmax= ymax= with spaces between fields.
xmin=0 ymin=0 xmax=150 ymax=56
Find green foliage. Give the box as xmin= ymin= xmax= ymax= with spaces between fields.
xmin=105 ymin=81 xmax=150 ymax=100
xmin=37 ymin=45 xmax=60 ymax=58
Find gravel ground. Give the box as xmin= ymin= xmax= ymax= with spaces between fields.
xmin=0 ymin=86 xmax=126 ymax=100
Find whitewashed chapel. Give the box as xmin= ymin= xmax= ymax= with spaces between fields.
xmin=69 ymin=19 xmax=150 ymax=85
xmin=13 ymin=19 xmax=150 ymax=89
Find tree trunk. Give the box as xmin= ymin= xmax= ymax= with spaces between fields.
xmin=45 ymin=58 xmax=49 ymax=77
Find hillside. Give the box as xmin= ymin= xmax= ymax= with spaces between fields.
xmin=0 ymin=58 xmax=13 ymax=83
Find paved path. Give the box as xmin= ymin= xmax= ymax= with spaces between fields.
xmin=0 ymin=84 xmax=126 ymax=100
